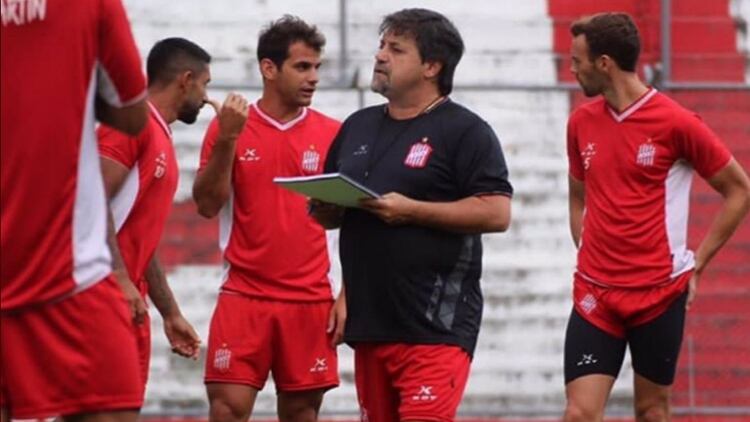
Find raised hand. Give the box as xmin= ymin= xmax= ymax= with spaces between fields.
xmin=206 ymin=93 xmax=249 ymax=141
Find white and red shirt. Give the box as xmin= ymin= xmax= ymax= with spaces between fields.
xmin=199 ymin=103 xmax=341 ymax=301
xmin=567 ymin=88 xmax=732 ymax=288
xmin=98 ymin=103 xmax=178 ymax=294
xmin=1 ymin=0 xmax=146 ymax=311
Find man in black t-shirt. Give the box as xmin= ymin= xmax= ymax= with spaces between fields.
xmin=312 ymin=8 xmax=513 ymax=421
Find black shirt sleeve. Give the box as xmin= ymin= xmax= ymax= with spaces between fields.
xmin=454 ymin=120 xmax=513 ymax=197
xmin=324 ymin=120 xmax=347 ymax=173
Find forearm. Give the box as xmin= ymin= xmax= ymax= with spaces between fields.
xmin=95 ymin=96 xmax=148 ymax=136
xmin=193 ymin=137 xmax=236 ymax=218
xmin=569 ymin=202 xmax=583 ymax=248
xmin=568 ymin=175 xmax=585 ymax=248
xmin=146 ymin=257 xmax=182 ymax=319
xmin=408 ymin=195 xmax=510 ymax=234
xmin=107 ymin=209 xmax=132 ymax=286
xmin=694 ymin=191 xmax=750 ymax=273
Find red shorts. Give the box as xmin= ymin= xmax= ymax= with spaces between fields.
xmin=134 ymin=276 xmax=151 ymax=387
xmin=573 ymin=270 xmax=691 ymax=338
xmin=0 ymin=277 xmax=143 ymax=418
xmin=135 ymin=311 xmax=151 ymax=387
xmin=204 ymin=293 xmax=339 ymax=392
xmin=354 ymin=343 xmax=471 ymax=422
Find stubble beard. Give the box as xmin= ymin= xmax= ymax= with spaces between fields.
xmin=177 ymin=106 xmax=200 ymax=124
xmin=371 ymin=73 xmax=390 ymax=97
xmin=578 ymin=77 xmax=601 ymax=98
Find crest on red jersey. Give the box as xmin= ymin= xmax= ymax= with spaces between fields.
xmin=154 ymin=152 xmax=167 ymax=178
xmin=636 ymin=138 xmax=656 ymax=167
xmin=302 ymin=146 xmax=320 ymax=173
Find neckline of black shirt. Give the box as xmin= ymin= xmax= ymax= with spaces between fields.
xmin=365 ymin=96 xmax=450 ymax=177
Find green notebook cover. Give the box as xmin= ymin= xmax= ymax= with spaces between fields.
xmin=273 ymin=173 xmax=379 ymax=208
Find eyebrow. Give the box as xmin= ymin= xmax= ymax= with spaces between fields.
xmin=292 ymin=59 xmax=321 ymax=67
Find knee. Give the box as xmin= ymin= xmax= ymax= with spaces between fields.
xmin=278 ymin=406 xmax=318 ymax=422
xmin=278 ymin=391 xmax=323 ymax=422
xmin=209 ymin=398 xmax=249 ymax=422
xmin=564 ymin=402 xmax=602 ymax=422
xmin=635 ymin=402 xmax=670 ymax=422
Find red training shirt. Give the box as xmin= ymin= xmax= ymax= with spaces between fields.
xmin=199 ymin=103 xmax=341 ymax=301
xmin=567 ymin=88 xmax=731 ymax=288
xmin=98 ymin=102 xmax=178 ymax=293
xmin=1 ymin=0 xmax=146 ymax=310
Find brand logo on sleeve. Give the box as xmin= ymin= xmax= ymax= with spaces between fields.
xmin=404 ymin=137 xmax=432 ymax=168
xmin=154 ymin=152 xmax=167 ymax=178
xmin=636 ymin=138 xmax=656 ymax=167
xmin=581 ymin=142 xmax=597 ymax=170
xmin=302 ymin=145 xmax=321 ymax=173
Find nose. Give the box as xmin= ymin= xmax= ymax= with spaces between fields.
xmin=374 ymin=47 xmax=387 ymax=63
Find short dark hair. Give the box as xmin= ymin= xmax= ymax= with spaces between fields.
xmin=257 ymin=15 xmax=326 ymax=69
xmin=147 ymin=38 xmax=211 ymax=87
xmin=570 ymin=12 xmax=640 ymax=72
xmin=380 ymin=8 xmax=464 ymax=95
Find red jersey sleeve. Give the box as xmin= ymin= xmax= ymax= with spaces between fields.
xmin=675 ymin=112 xmax=732 ymax=180
xmin=97 ymin=124 xmax=140 ymax=169
xmin=199 ymin=118 xmax=221 ymax=171
xmin=567 ymin=113 xmax=585 ymax=181
xmin=97 ymin=0 xmax=146 ymax=106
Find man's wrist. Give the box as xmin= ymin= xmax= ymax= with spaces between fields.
xmin=403 ymin=198 xmax=421 ymax=224
xmin=112 ymin=268 xmax=131 ymax=282
xmin=693 ymin=256 xmax=707 ymax=275
xmin=160 ymin=308 xmax=183 ymax=321
xmin=216 ymin=131 xmax=240 ymax=145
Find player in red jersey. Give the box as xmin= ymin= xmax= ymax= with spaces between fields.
xmin=563 ymin=13 xmax=750 ymax=422
xmin=98 ymin=38 xmax=212 ymax=388
xmin=193 ymin=16 xmax=344 ymax=421
xmin=1 ymin=1 xmax=148 ymax=421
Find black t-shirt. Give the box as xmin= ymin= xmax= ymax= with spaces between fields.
xmin=324 ymin=99 xmax=513 ymax=356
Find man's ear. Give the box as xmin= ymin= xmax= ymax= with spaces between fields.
xmin=596 ymin=55 xmax=614 ymax=73
xmin=423 ymin=60 xmax=443 ymax=80
xmin=260 ymin=58 xmax=280 ymax=81
xmin=177 ymin=70 xmax=194 ymax=91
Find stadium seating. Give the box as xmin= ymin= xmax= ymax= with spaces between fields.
xmin=121 ymin=0 xmax=750 ymax=415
